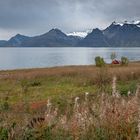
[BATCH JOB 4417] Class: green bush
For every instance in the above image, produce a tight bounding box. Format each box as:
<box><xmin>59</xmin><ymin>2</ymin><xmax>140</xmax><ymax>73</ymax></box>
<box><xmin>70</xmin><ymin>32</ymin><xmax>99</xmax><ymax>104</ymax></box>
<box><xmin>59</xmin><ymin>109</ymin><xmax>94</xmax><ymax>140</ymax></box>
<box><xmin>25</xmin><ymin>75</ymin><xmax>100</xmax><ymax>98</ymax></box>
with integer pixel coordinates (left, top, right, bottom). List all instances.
<box><xmin>2</xmin><ymin>102</ymin><xmax>9</xmax><ymax>111</ymax></box>
<box><xmin>0</xmin><ymin>127</ymin><xmax>8</xmax><ymax>140</ymax></box>
<box><xmin>118</xmin><ymin>85</ymin><xmax>129</xmax><ymax>96</ymax></box>
<box><xmin>30</xmin><ymin>80</ymin><xmax>41</xmax><ymax>87</ymax></box>
<box><xmin>95</xmin><ymin>56</ymin><xmax>105</xmax><ymax>67</ymax></box>
<box><xmin>118</xmin><ymin>82</ymin><xmax>137</xmax><ymax>96</ymax></box>
<box><xmin>121</xmin><ymin>56</ymin><xmax>129</xmax><ymax>65</ymax></box>
<box><xmin>129</xmin><ymin>82</ymin><xmax>137</xmax><ymax>93</ymax></box>
<box><xmin>0</xmin><ymin>101</ymin><xmax>9</xmax><ymax>111</ymax></box>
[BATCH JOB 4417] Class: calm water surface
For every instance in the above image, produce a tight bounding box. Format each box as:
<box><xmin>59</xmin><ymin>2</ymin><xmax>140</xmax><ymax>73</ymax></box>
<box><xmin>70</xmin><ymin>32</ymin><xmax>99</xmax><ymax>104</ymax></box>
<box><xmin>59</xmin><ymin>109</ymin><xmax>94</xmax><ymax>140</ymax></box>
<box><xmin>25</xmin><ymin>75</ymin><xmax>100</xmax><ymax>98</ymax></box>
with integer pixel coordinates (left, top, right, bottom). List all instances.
<box><xmin>0</xmin><ymin>47</ymin><xmax>140</xmax><ymax>70</ymax></box>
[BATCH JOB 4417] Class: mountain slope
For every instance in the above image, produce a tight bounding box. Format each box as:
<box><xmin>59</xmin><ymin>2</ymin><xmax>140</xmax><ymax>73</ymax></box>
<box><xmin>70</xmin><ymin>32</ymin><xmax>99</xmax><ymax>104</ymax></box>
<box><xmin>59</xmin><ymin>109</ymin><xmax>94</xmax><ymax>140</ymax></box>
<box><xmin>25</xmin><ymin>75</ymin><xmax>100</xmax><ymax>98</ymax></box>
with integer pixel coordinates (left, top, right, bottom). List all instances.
<box><xmin>1</xmin><ymin>20</ymin><xmax>140</xmax><ymax>47</ymax></box>
<box><xmin>21</xmin><ymin>29</ymin><xmax>80</xmax><ymax>47</ymax></box>
<box><xmin>103</xmin><ymin>22</ymin><xmax>140</xmax><ymax>47</ymax></box>
<box><xmin>0</xmin><ymin>40</ymin><xmax>7</xmax><ymax>47</ymax></box>
<box><xmin>6</xmin><ymin>34</ymin><xmax>30</xmax><ymax>47</ymax></box>
<box><xmin>78</xmin><ymin>28</ymin><xmax>110</xmax><ymax>47</ymax></box>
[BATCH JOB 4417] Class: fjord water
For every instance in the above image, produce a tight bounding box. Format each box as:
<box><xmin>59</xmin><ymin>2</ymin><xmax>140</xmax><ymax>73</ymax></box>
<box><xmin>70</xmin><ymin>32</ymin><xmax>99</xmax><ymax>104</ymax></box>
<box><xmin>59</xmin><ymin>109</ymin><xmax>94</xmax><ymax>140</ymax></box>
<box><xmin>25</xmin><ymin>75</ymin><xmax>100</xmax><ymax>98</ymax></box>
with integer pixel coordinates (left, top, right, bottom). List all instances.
<box><xmin>0</xmin><ymin>47</ymin><xmax>139</xmax><ymax>70</ymax></box>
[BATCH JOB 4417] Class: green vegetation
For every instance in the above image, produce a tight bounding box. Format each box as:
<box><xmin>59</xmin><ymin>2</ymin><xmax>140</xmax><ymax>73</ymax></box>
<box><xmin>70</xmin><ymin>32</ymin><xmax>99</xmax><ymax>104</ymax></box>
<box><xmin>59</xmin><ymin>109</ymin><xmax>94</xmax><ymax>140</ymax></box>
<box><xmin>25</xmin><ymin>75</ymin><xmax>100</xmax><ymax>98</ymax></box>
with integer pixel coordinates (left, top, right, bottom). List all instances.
<box><xmin>121</xmin><ymin>56</ymin><xmax>129</xmax><ymax>65</ymax></box>
<box><xmin>95</xmin><ymin>56</ymin><xmax>105</xmax><ymax>67</ymax></box>
<box><xmin>117</xmin><ymin>81</ymin><xmax>137</xmax><ymax>96</ymax></box>
<box><xmin>0</xmin><ymin>62</ymin><xmax>140</xmax><ymax>139</ymax></box>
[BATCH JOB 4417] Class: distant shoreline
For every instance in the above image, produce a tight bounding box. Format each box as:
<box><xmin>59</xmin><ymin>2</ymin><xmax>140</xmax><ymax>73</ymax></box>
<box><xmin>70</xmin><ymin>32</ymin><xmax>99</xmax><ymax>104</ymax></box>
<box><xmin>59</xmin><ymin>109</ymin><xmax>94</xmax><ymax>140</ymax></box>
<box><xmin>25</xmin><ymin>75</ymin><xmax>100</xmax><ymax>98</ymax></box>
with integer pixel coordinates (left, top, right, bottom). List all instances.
<box><xmin>0</xmin><ymin>60</ymin><xmax>139</xmax><ymax>72</ymax></box>
<box><xmin>1</xmin><ymin>46</ymin><xmax>140</xmax><ymax>48</ymax></box>
<box><xmin>0</xmin><ymin>61</ymin><xmax>139</xmax><ymax>79</ymax></box>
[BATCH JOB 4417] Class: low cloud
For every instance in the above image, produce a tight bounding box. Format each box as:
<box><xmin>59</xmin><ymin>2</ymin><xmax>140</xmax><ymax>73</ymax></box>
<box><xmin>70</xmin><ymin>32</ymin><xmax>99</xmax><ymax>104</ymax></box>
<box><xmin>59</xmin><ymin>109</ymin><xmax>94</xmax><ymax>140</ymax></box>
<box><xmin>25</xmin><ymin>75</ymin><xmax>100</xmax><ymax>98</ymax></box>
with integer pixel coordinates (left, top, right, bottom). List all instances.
<box><xmin>0</xmin><ymin>0</ymin><xmax>140</xmax><ymax>39</ymax></box>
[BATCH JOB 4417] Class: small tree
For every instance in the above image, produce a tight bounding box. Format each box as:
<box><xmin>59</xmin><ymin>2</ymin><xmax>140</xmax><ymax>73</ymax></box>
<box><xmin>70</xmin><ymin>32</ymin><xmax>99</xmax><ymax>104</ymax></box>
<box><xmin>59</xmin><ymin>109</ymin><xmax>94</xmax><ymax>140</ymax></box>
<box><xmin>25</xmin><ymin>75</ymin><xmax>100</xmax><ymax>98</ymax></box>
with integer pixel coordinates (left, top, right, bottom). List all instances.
<box><xmin>110</xmin><ymin>52</ymin><xmax>117</xmax><ymax>61</ymax></box>
<box><xmin>95</xmin><ymin>56</ymin><xmax>105</xmax><ymax>67</ymax></box>
<box><xmin>121</xmin><ymin>56</ymin><xmax>129</xmax><ymax>65</ymax></box>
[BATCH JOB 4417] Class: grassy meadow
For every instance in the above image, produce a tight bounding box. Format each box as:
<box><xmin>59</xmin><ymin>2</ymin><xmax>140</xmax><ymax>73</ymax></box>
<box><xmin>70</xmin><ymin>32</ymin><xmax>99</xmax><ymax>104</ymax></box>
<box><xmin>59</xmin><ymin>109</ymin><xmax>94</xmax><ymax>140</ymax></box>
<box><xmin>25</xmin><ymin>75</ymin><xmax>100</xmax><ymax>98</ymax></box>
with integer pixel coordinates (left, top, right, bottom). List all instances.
<box><xmin>0</xmin><ymin>62</ymin><xmax>140</xmax><ymax>139</ymax></box>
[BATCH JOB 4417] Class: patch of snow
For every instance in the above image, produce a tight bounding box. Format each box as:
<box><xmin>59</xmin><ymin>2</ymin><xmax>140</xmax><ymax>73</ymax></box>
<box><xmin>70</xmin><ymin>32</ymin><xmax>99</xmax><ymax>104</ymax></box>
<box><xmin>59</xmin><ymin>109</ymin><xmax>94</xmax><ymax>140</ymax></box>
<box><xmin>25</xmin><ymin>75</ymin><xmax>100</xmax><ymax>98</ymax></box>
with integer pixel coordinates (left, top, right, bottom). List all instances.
<box><xmin>67</xmin><ymin>29</ymin><xmax>92</xmax><ymax>38</ymax></box>
<box><xmin>113</xmin><ymin>20</ymin><xmax>140</xmax><ymax>26</ymax></box>
<box><xmin>133</xmin><ymin>20</ymin><xmax>140</xmax><ymax>25</ymax></box>
<box><xmin>67</xmin><ymin>32</ymin><xmax>87</xmax><ymax>38</ymax></box>
<box><xmin>112</xmin><ymin>21</ymin><xmax>124</xmax><ymax>26</ymax></box>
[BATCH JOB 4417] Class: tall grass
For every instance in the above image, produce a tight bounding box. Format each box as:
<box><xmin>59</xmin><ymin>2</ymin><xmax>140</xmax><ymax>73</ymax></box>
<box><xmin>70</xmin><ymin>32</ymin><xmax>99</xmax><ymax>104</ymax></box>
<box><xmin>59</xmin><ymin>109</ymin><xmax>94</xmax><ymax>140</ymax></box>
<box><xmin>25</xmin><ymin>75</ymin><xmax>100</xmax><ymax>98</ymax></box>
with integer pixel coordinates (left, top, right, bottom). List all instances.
<box><xmin>0</xmin><ymin>63</ymin><xmax>140</xmax><ymax>139</ymax></box>
<box><xmin>0</xmin><ymin>76</ymin><xmax>140</xmax><ymax>140</ymax></box>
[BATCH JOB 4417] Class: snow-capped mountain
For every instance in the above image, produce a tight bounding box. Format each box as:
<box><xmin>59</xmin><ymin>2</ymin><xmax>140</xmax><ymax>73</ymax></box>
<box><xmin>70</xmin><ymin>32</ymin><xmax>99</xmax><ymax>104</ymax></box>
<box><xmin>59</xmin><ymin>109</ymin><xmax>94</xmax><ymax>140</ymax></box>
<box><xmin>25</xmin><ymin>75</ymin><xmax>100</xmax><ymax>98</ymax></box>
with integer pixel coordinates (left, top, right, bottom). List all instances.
<box><xmin>1</xmin><ymin>20</ymin><xmax>140</xmax><ymax>47</ymax></box>
<box><xmin>78</xmin><ymin>20</ymin><xmax>140</xmax><ymax>47</ymax></box>
<box><xmin>67</xmin><ymin>29</ymin><xmax>92</xmax><ymax>38</ymax></box>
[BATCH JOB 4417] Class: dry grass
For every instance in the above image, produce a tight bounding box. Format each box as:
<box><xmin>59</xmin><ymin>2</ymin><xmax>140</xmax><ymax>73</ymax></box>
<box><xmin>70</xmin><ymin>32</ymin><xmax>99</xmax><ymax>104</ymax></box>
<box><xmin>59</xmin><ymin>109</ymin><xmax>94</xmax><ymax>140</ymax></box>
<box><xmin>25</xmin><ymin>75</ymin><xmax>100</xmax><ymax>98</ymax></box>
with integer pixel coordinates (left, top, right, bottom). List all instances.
<box><xmin>0</xmin><ymin>62</ymin><xmax>139</xmax><ymax>80</ymax></box>
<box><xmin>0</xmin><ymin>78</ymin><xmax>140</xmax><ymax>140</ymax></box>
<box><xmin>0</xmin><ymin>62</ymin><xmax>140</xmax><ymax>139</ymax></box>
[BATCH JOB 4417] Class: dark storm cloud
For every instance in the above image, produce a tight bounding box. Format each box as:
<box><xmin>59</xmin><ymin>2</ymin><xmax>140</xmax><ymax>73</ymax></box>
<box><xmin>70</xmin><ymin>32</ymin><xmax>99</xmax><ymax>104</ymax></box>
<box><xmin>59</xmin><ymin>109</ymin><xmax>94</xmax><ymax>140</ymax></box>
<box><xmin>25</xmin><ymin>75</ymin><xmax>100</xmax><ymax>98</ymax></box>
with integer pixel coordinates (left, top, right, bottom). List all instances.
<box><xmin>0</xmin><ymin>0</ymin><xmax>140</xmax><ymax>39</ymax></box>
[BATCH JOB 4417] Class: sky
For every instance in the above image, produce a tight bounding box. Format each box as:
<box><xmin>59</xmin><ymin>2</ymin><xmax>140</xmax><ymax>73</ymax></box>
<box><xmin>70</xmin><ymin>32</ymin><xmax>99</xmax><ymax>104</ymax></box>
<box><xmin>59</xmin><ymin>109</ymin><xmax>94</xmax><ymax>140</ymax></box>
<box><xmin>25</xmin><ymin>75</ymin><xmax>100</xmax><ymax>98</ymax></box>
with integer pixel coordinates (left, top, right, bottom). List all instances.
<box><xmin>0</xmin><ymin>0</ymin><xmax>140</xmax><ymax>40</ymax></box>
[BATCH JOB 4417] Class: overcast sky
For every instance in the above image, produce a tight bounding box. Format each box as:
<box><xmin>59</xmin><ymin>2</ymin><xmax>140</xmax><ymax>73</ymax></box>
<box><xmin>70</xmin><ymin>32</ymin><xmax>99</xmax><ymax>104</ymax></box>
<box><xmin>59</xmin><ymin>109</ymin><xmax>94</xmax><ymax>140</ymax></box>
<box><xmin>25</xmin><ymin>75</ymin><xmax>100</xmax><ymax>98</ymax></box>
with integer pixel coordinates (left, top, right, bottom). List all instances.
<box><xmin>0</xmin><ymin>0</ymin><xmax>140</xmax><ymax>40</ymax></box>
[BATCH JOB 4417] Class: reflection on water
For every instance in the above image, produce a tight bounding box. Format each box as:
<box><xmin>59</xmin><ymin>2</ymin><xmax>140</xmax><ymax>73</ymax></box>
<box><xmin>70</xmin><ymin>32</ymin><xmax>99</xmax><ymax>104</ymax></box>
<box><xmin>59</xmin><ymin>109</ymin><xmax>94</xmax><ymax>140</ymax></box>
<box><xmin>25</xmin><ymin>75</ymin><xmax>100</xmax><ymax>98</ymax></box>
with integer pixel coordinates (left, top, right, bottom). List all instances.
<box><xmin>0</xmin><ymin>47</ymin><xmax>139</xmax><ymax>70</ymax></box>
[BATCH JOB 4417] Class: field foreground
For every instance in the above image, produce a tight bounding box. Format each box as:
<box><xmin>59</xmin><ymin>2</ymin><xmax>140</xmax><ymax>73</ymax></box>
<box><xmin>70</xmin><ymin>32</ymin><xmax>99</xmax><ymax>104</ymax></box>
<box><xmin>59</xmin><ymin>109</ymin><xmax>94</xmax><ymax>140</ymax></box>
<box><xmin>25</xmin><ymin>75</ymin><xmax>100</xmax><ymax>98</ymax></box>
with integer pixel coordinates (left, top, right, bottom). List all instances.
<box><xmin>0</xmin><ymin>62</ymin><xmax>140</xmax><ymax>139</ymax></box>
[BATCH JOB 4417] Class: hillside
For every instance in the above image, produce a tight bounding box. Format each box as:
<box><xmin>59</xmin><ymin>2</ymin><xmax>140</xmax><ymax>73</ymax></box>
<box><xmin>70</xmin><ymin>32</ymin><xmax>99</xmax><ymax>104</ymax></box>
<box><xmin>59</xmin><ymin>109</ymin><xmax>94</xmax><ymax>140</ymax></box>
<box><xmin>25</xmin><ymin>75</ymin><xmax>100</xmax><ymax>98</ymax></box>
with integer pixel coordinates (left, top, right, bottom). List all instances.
<box><xmin>0</xmin><ymin>21</ymin><xmax>140</xmax><ymax>47</ymax></box>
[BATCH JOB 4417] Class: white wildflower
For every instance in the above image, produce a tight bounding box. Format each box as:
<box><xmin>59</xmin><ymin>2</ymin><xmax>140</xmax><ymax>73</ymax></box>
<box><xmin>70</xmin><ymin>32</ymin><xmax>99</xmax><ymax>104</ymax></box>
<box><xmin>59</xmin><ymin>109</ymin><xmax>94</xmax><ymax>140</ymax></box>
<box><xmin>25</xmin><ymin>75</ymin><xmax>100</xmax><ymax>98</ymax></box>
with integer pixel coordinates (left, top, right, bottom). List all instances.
<box><xmin>136</xmin><ymin>85</ymin><xmax>140</xmax><ymax>98</ymax></box>
<box><xmin>85</xmin><ymin>92</ymin><xmax>89</xmax><ymax>102</ymax></box>
<box><xmin>74</xmin><ymin>97</ymin><xmax>80</xmax><ymax>111</ymax></box>
<box><xmin>137</xmin><ymin>104</ymin><xmax>140</xmax><ymax>139</ymax></box>
<box><xmin>127</xmin><ymin>91</ymin><xmax>131</xmax><ymax>96</ymax></box>
<box><xmin>112</xmin><ymin>76</ymin><xmax>120</xmax><ymax>98</ymax></box>
<box><xmin>112</xmin><ymin>76</ymin><xmax>117</xmax><ymax>95</ymax></box>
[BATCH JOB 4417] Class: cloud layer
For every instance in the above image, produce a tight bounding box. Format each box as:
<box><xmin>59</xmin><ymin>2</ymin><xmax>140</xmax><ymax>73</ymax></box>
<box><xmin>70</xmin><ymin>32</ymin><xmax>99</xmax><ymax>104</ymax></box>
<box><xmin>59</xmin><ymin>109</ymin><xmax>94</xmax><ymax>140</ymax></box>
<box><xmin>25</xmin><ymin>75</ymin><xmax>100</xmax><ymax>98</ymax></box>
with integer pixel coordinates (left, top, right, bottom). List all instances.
<box><xmin>0</xmin><ymin>0</ymin><xmax>140</xmax><ymax>39</ymax></box>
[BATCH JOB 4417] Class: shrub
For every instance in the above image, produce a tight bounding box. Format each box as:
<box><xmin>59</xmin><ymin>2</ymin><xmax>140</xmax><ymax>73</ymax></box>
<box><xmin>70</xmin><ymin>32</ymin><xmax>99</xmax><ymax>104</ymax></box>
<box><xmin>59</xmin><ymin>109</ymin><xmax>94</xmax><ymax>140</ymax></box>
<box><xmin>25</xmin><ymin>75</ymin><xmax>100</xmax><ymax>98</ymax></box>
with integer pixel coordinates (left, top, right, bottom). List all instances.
<box><xmin>117</xmin><ymin>82</ymin><xmax>137</xmax><ymax>96</ymax></box>
<box><xmin>21</xmin><ymin>79</ymin><xmax>30</xmax><ymax>93</ymax></box>
<box><xmin>95</xmin><ymin>56</ymin><xmax>105</xmax><ymax>67</ymax></box>
<box><xmin>0</xmin><ymin>100</ymin><xmax>9</xmax><ymax>111</ymax></box>
<box><xmin>129</xmin><ymin>82</ymin><xmax>137</xmax><ymax>94</ymax></box>
<box><xmin>118</xmin><ymin>85</ymin><xmax>129</xmax><ymax>96</ymax></box>
<box><xmin>1</xmin><ymin>102</ymin><xmax>9</xmax><ymax>111</ymax></box>
<box><xmin>121</xmin><ymin>56</ymin><xmax>129</xmax><ymax>65</ymax></box>
<box><xmin>0</xmin><ymin>127</ymin><xmax>8</xmax><ymax>140</ymax></box>
<box><xmin>30</xmin><ymin>80</ymin><xmax>41</xmax><ymax>87</ymax></box>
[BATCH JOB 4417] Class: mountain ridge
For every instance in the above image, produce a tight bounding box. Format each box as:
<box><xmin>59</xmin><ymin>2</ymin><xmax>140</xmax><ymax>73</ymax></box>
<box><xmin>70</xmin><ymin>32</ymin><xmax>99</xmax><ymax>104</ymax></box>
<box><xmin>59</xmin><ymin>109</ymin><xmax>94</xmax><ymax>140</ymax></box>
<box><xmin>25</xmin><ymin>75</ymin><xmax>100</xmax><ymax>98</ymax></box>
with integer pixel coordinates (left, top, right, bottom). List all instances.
<box><xmin>0</xmin><ymin>20</ymin><xmax>140</xmax><ymax>47</ymax></box>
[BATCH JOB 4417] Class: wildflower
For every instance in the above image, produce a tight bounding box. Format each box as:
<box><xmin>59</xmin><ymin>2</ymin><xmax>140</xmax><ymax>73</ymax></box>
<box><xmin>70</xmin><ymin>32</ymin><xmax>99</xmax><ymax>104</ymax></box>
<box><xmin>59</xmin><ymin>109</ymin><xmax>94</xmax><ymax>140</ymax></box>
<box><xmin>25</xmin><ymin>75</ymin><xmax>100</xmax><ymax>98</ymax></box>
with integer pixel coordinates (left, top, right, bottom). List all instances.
<box><xmin>45</xmin><ymin>99</ymin><xmax>52</xmax><ymax>119</ymax></box>
<box><xmin>54</xmin><ymin>107</ymin><xmax>58</xmax><ymax>117</ymax></box>
<box><xmin>47</xmin><ymin>99</ymin><xmax>52</xmax><ymax>112</ymax></box>
<box><xmin>74</xmin><ymin>97</ymin><xmax>80</xmax><ymax>111</ymax></box>
<box><xmin>127</xmin><ymin>91</ymin><xmax>131</xmax><ymax>96</ymax></box>
<box><xmin>85</xmin><ymin>92</ymin><xmax>89</xmax><ymax>102</ymax></box>
<box><xmin>112</xmin><ymin>76</ymin><xmax>120</xmax><ymax>98</ymax></box>
<box><xmin>136</xmin><ymin>85</ymin><xmax>140</xmax><ymax>99</ymax></box>
<box><xmin>85</xmin><ymin>92</ymin><xmax>89</xmax><ymax>96</ymax></box>
<box><xmin>137</xmin><ymin>105</ymin><xmax>140</xmax><ymax>139</ymax></box>
<box><xmin>47</xmin><ymin>99</ymin><xmax>51</xmax><ymax>107</ymax></box>
<box><xmin>112</xmin><ymin>76</ymin><xmax>117</xmax><ymax>95</ymax></box>
<box><xmin>60</xmin><ymin>115</ymin><xmax>67</xmax><ymax>127</ymax></box>
<box><xmin>75</xmin><ymin>97</ymin><xmax>79</xmax><ymax>101</ymax></box>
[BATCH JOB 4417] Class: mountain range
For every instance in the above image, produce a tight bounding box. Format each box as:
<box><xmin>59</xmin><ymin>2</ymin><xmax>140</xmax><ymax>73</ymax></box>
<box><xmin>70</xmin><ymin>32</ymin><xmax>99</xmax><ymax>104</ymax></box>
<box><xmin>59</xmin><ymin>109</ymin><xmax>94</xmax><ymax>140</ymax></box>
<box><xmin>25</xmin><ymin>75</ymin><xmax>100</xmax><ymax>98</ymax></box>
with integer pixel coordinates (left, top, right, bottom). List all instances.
<box><xmin>0</xmin><ymin>20</ymin><xmax>140</xmax><ymax>47</ymax></box>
